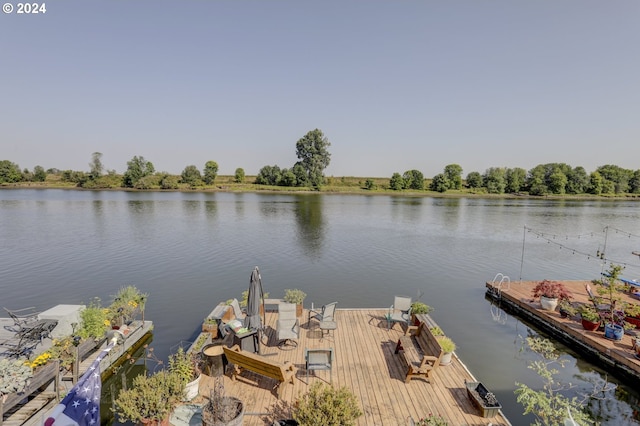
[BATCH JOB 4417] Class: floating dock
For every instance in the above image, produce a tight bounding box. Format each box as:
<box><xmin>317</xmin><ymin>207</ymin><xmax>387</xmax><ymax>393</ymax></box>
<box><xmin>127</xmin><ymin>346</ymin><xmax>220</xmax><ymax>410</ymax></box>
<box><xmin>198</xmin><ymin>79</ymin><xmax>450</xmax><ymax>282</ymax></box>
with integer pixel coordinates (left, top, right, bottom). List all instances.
<box><xmin>0</xmin><ymin>308</ymin><xmax>153</xmax><ymax>426</ymax></box>
<box><xmin>181</xmin><ymin>308</ymin><xmax>511</xmax><ymax>426</ymax></box>
<box><xmin>486</xmin><ymin>279</ymin><xmax>640</xmax><ymax>385</ymax></box>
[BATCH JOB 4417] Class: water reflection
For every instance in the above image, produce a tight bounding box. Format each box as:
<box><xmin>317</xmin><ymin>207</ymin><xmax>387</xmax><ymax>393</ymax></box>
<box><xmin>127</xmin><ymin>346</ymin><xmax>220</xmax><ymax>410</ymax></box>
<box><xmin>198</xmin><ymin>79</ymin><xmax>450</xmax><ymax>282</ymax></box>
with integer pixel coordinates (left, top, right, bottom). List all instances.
<box><xmin>293</xmin><ymin>195</ymin><xmax>325</xmax><ymax>257</ymax></box>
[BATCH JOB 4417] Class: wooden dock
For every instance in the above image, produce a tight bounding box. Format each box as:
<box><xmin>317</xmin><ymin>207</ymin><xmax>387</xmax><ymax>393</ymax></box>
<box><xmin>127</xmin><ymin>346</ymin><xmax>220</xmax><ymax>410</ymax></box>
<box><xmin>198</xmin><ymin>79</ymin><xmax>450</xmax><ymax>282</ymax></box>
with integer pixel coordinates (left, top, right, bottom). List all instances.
<box><xmin>189</xmin><ymin>309</ymin><xmax>510</xmax><ymax>426</ymax></box>
<box><xmin>486</xmin><ymin>279</ymin><xmax>640</xmax><ymax>385</ymax></box>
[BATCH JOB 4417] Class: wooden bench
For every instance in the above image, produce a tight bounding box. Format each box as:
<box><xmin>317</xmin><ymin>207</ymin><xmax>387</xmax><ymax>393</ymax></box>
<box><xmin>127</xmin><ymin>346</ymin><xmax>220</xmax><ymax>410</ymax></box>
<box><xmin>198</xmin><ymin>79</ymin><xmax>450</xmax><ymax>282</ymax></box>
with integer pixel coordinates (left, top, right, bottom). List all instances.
<box><xmin>394</xmin><ymin>322</ymin><xmax>443</xmax><ymax>383</ymax></box>
<box><xmin>223</xmin><ymin>345</ymin><xmax>297</xmax><ymax>397</ymax></box>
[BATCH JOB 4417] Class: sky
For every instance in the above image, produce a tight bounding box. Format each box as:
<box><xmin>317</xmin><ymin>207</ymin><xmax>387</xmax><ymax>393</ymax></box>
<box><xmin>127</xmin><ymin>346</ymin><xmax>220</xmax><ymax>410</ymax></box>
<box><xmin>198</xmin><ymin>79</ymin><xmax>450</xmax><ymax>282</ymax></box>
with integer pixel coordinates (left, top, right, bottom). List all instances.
<box><xmin>1</xmin><ymin>1</ymin><xmax>639</xmax><ymax>178</ymax></box>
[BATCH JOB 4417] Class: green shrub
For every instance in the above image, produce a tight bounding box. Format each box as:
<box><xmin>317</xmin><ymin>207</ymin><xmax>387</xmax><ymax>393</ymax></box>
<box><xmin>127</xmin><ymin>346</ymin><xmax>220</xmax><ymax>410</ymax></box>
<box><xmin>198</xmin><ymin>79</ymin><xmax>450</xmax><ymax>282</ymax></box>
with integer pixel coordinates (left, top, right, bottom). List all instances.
<box><xmin>438</xmin><ymin>336</ymin><xmax>456</xmax><ymax>353</ymax></box>
<box><xmin>283</xmin><ymin>289</ymin><xmax>306</xmax><ymax>305</ymax></box>
<box><xmin>114</xmin><ymin>371</ymin><xmax>184</xmax><ymax>423</ymax></box>
<box><xmin>410</xmin><ymin>301</ymin><xmax>432</xmax><ymax>315</ymax></box>
<box><xmin>292</xmin><ymin>382</ymin><xmax>362</xmax><ymax>426</ymax></box>
<box><xmin>78</xmin><ymin>298</ymin><xmax>110</xmax><ymax>340</ymax></box>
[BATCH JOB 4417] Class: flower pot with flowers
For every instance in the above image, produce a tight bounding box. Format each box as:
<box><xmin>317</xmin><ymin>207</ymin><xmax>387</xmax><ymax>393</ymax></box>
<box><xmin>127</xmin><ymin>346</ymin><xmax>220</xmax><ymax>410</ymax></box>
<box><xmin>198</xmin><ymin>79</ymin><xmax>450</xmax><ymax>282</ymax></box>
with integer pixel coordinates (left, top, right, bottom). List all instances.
<box><xmin>531</xmin><ymin>280</ymin><xmax>571</xmax><ymax>311</ymax></box>
<box><xmin>109</xmin><ymin>285</ymin><xmax>148</xmax><ymax>327</ymax></box>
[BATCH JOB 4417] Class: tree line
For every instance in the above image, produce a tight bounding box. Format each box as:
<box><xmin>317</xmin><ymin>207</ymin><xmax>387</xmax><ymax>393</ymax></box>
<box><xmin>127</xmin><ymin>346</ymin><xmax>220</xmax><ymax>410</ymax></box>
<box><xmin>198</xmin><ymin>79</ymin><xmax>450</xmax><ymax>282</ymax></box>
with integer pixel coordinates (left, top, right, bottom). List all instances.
<box><xmin>1</xmin><ymin>128</ymin><xmax>639</xmax><ymax>195</ymax></box>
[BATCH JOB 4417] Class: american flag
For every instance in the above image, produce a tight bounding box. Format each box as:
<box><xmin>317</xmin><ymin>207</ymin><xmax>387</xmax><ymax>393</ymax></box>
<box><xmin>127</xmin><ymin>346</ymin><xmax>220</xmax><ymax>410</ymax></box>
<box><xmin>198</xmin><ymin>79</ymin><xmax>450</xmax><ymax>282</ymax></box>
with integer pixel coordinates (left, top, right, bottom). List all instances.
<box><xmin>44</xmin><ymin>342</ymin><xmax>115</xmax><ymax>426</ymax></box>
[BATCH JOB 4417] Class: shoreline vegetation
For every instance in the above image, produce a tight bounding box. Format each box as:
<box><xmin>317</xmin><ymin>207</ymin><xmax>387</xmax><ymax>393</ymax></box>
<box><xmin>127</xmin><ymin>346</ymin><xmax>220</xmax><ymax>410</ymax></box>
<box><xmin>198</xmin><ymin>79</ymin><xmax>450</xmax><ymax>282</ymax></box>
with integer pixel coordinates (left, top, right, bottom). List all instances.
<box><xmin>2</xmin><ymin>175</ymin><xmax>640</xmax><ymax>200</ymax></box>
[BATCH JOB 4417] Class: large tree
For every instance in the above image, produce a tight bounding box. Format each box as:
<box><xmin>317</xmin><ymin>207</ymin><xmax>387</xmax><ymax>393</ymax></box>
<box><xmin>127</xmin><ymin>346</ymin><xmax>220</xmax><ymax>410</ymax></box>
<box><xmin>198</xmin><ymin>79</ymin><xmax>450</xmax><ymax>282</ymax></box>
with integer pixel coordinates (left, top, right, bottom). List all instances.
<box><xmin>295</xmin><ymin>129</ymin><xmax>331</xmax><ymax>189</ymax></box>
<box><xmin>403</xmin><ymin>169</ymin><xmax>424</xmax><ymax>190</ymax></box>
<box><xmin>33</xmin><ymin>165</ymin><xmax>47</xmax><ymax>182</ymax></box>
<box><xmin>0</xmin><ymin>160</ymin><xmax>22</xmax><ymax>183</ymax></box>
<box><xmin>203</xmin><ymin>161</ymin><xmax>218</xmax><ymax>185</ymax></box>
<box><xmin>89</xmin><ymin>152</ymin><xmax>104</xmax><ymax>180</ymax></box>
<box><xmin>181</xmin><ymin>165</ymin><xmax>202</xmax><ymax>186</ymax></box>
<box><xmin>443</xmin><ymin>164</ymin><xmax>463</xmax><ymax>190</ymax></box>
<box><xmin>123</xmin><ymin>156</ymin><xmax>155</xmax><ymax>188</ymax></box>
<box><xmin>389</xmin><ymin>173</ymin><xmax>404</xmax><ymax>190</ymax></box>
<box><xmin>234</xmin><ymin>168</ymin><xmax>245</xmax><ymax>183</ymax></box>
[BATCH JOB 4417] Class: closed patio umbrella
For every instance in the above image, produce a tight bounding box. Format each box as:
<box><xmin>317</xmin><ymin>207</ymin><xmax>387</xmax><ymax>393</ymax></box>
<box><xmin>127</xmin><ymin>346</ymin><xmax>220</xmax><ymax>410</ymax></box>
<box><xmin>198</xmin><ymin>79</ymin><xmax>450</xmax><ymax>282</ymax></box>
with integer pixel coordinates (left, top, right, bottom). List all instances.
<box><xmin>244</xmin><ymin>266</ymin><xmax>265</xmax><ymax>333</ymax></box>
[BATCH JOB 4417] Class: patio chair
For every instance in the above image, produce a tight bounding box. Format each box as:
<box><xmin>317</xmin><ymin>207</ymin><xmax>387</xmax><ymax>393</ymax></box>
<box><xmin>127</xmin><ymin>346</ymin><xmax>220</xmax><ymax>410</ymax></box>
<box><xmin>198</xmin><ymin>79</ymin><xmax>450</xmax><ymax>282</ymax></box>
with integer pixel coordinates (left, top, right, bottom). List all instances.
<box><xmin>229</xmin><ymin>298</ymin><xmax>245</xmax><ymax>321</ymax></box>
<box><xmin>305</xmin><ymin>347</ymin><xmax>334</xmax><ymax>383</ymax></box>
<box><xmin>277</xmin><ymin>302</ymin><xmax>300</xmax><ymax>349</ymax></box>
<box><xmin>3</xmin><ymin>306</ymin><xmax>40</xmax><ymax>332</ymax></box>
<box><xmin>308</xmin><ymin>302</ymin><xmax>337</xmax><ymax>325</ymax></box>
<box><xmin>387</xmin><ymin>296</ymin><xmax>412</xmax><ymax>331</ymax></box>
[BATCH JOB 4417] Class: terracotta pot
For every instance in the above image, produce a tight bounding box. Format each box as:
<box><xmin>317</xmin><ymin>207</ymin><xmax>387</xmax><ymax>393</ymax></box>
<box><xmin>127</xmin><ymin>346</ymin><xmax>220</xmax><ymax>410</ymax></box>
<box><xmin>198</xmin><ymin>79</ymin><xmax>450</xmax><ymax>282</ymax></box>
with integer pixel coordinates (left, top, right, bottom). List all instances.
<box><xmin>296</xmin><ymin>303</ymin><xmax>303</xmax><ymax>317</ymax></box>
<box><xmin>581</xmin><ymin>318</ymin><xmax>600</xmax><ymax>331</ymax></box>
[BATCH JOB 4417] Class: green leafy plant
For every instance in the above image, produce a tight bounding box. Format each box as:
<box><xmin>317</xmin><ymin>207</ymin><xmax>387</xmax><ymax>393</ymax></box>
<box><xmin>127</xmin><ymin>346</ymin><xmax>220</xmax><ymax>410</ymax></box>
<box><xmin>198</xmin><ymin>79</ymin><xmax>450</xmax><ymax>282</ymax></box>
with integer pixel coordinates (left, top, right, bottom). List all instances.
<box><xmin>438</xmin><ymin>336</ymin><xmax>456</xmax><ymax>353</ymax></box>
<box><xmin>557</xmin><ymin>300</ymin><xmax>577</xmax><ymax>317</ymax></box>
<box><xmin>113</xmin><ymin>371</ymin><xmax>184</xmax><ymax>423</ymax></box>
<box><xmin>78</xmin><ymin>298</ymin><xmax>110</xmax><ymax>340</ymax></box>
<box><xmin>592</xmin><ymin>264</ymin><xmax>628</xmax><ymax>328</ymax></box>
<box><xmin>292</xmin><ymin>382</ymin><xmax>363</xmax><ymax>426</ymax></box>
<box><xmin>110</xmin><ymin>285</ymin><xmax>148</xmax><ymax>324</ymax></box>
<box><xmin>578</xmin><ymin>304</ymin><xmax>600</xmax><ymax>323</ymax></box>
<box><xmin>515</xmin><ymin>336</ymin><xmax>595</xmax><ymax>426</ymax></box>
<box><xmin>429</xmin><ymin>326</ymin><xmax>444</xmax><ymax>336</ymax></box>
<box><xmin>410</xmin><ymin>301</ymin><xmax>433</xmax><ymax>315</ymax></box>
<box><xmin>48</xmin><ymin>336</ymin><xmax>78</xmax><ymax>369</ymax></box>
<box><xmin>284</xmin><ymin>289</ymin><xmax>307</xmax><ymax>305</ymax></box>
<box><xmin>0</xmin><ymin>358</ymin><xmax>33</xmax><ymax>398</ymax></box>
<box><xmin>169</xmin><ymin>347</ymin><xmax>203</xmax><ymax>384</ymax></box>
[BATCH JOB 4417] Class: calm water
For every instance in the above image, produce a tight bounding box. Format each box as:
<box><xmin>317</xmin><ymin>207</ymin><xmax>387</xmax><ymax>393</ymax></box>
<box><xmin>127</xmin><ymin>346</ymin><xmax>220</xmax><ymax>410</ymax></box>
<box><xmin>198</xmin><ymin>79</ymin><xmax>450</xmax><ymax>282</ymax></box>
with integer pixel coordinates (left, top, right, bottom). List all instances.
<box><xmin>2</xmin><ymin>189</ymin><xmax>640</xmax><ymax>424</ymax></box>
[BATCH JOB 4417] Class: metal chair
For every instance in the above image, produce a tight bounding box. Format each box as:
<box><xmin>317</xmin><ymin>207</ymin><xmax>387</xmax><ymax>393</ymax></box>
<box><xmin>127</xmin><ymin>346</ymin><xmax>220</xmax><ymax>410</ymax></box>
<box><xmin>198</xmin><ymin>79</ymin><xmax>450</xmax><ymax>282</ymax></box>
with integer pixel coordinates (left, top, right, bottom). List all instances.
<box><xmin>277</xmin><ymin>302</ymin><xmax>300</xmax><ymax>349</ymax></box>
<box><xmin>386</xmin><ymin>296</ymin><xmax>412</xmax><ymax>331</ymax></box>
<box><xmin>305</xmin><ymin>347</ymin><xmax>333</xmax><ymax>383</ymax></box>
<box><xmin>308</xmin><ymin>302</ymin><xmax>337</xmax><ymax>325</ymax></box>
<box><xmin>3</xmin><ymin>306</ymin><xmax>40</xmax><ymax>332</ymax></box>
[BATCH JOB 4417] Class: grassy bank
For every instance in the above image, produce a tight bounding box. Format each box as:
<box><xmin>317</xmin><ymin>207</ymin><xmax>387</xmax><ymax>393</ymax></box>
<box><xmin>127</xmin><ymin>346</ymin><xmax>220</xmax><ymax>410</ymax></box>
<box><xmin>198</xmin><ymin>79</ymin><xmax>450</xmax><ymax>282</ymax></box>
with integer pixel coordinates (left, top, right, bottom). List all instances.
<box><xmin>2</xmin><ymin>175</ymin><xmax>640</xmax><ymax>200</ymax></box>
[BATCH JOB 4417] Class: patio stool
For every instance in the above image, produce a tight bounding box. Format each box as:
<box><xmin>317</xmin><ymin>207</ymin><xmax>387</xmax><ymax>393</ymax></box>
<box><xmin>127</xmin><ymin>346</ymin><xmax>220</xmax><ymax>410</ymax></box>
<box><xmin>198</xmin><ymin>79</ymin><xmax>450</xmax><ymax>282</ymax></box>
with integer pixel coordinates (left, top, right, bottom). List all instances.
<box><xmin>318</xmin><ymin>321</ymin><xmax>336</xmax><ymax>341</ymax></box>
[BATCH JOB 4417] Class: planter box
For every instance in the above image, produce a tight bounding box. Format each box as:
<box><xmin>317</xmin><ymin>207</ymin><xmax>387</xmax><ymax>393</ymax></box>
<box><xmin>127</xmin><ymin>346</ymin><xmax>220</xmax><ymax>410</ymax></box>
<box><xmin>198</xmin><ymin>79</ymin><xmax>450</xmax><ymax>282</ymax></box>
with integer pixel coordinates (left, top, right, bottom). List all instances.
<box><xmin>465</xmin><ymin>381</ymin><xmax>501</xmax><ymax>418</ymax></box>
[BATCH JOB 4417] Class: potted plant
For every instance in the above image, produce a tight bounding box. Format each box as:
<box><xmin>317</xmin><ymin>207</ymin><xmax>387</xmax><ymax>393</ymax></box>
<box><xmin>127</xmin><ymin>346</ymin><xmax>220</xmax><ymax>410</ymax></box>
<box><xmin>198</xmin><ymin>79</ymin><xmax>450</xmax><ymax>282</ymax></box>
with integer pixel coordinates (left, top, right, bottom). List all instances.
<box><xmin>531</xmin><ymin>279</ymin><xmax>571</xmax><ymax>311</ymax></box>
<box><xmin>578</xmin><ymin>304</ymin><xmax>601</xmax><ymax>331</ymax></box>
<box><xmin>202</xmin><ymin>317</ymin><xmax>219</xmax><ymax>338</ymax></box>
<box><xmin>114</xmin><ymin>370</ymin><xmax>184</xmax><ymax>425</ymax></box>
<box><xmin>429</xmin><ymin>326</ymin><xmax>444</xmax><ymax>337</ymax></box>
<box><xmin>593</xmin><ymin>264</ymin><xmax>628</xmax><ymax>340</ymax></box>
<box><xmin>466</xmin><ymin>381</ymin><xmax>502</xmax><ymax>418</ymax></box>
<box><xmin>169</xmin><ymin>347</ymin><xmax>205</xmax><ymax>401</ymax></box>
<box><xmin>202</xmin><ymin>376</ymin><xmax>244</xmax><ymax>426</ymax></box>
<box><xmin>624</xmin><ymin>303</ymin><xmax>640</xmax><ymax>329</ymax></box>
<box><xmin>110</xmin><ymin>285</ymin><xmax>148</xmax><ymax>326</ymax></box>
<box><xmin>284</xmin><ymin>289</ymin><xmax>307</xmax><ymax>317</ymax></box>
<box><xmin>0</xmin><ymin>358</ymin><xmax>33</xmax><ymax>404</ymax></box>
<box><xmin>557</xmin><ymin>300</ymin><xmax>577</xmax><ymax>319</ymax></box>
<box><xmin>410</xmin><ymin>301</ymin><xmax>433</xmax><ymax>325</ymax></box>
<box><xmin>78</xmin><ymin>298</ymin><xmax>111</xmax><ymax>341</ymax></box>
<box><xmin>437</xmin><ymin>336</ymin><xmax>456</xmax><ymax>366</ymax></box>
<box><xmin>291</xmin><ymin>382</ymin><xmax>363</xmax><ymax>426</ymax></box>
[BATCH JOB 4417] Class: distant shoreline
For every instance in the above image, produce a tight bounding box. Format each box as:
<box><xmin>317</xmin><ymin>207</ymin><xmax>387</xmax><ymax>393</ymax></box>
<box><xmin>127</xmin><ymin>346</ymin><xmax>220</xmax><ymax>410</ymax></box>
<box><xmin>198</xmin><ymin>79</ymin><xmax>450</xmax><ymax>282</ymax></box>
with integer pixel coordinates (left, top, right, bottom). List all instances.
<box><xmin>2</xmin><ymin>181</ymin><xmax>639</xmax><ymax>201</ymax></box>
